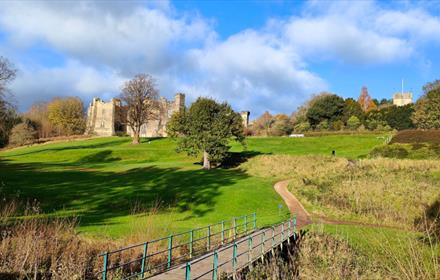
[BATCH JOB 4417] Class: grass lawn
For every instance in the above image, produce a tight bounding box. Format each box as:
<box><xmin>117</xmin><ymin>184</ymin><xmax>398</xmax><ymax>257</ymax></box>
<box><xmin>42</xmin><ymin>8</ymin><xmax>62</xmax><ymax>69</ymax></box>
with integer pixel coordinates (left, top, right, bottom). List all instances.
<box><xmin>0</xmin><ymin>135</ymin><xmax>385</xmax><ymax>239</ymax></box>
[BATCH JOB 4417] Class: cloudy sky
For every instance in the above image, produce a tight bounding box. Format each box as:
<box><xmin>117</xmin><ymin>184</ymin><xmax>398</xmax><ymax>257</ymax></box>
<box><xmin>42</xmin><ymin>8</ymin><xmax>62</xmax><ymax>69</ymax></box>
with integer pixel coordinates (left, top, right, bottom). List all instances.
<box><xmin>1</xmin><ymin>0</ymin><xmax>440</xmax><ymax>116</ymax></box>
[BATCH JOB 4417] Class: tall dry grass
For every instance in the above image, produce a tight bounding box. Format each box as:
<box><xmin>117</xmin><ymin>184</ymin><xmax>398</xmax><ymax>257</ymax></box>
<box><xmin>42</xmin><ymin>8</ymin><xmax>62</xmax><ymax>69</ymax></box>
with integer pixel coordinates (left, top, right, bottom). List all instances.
<box><xmin>0</xmin><ymin>199</ymin><xmax>172</xmax><ymax>279</ymax></box>
<box><xmin>242</xmin><ymin>155</ymin><xmax>440</xmax><ymax>229</ymax></box>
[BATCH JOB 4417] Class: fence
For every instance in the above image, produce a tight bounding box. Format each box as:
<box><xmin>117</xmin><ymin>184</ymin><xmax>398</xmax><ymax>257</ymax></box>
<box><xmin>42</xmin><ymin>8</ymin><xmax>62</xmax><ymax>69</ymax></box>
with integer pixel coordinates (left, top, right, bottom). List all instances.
<box><xmin>99</xmin><ymin>213</ymin><xmax>257</xmax><ymax>279</ymax></box>
<box><xmin>184</xmin><ymin>216</ymin><xmax>296</xmax><ymax>280</ymax></box>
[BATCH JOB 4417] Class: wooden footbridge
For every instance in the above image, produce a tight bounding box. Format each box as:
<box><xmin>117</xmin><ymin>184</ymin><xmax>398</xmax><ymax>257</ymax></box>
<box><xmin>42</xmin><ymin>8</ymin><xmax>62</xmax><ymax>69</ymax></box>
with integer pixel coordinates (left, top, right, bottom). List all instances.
<box><xmin>98</xmin><ymin>213</ymin><xmax>298</xmax><ymax>280</ymax></box>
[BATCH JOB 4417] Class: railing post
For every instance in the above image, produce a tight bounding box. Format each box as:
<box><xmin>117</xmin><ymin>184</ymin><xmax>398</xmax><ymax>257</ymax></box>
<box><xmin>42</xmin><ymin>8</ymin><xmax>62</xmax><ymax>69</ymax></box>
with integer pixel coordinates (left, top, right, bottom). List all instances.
<box><xmin>248</xmin><ymin>236</ymin><xmax>253</xmax><ymax>266</ymax></box>
<box><xmin>233</xmin><ymin>217</ymin><xmax>237</xmax><ymax>240</ymax></box>
<box><xmin>167</xmin><ymin>235</ymin><xmax>173</xmax><ymax>269</ymax></box>
<box><xmin>253</xmin><ymin>212</ymin><xmax>257</xmax><ymax>230</ymax></box>
<box><xmin>102</xmin><ymin>252</ymin><xmax>108</xmax><ymax>280</ymax></box>
<box><xmin>207</xmin><ymin>225</ymin><xmax>211</xmax><ymax>251</ymax></box>
<box><xmin>189</xmin><ymin>229</ymin><xmax>194</xmax><ymax>258</ymax></box>
<box><xmin>141</xmin><ymin>242</ymin><xmax>148</xmax><ymax>278</ymax></box>
<box><xmin>221</xmin><ymin>221</ymin><xmax>225</xmax><ymax>244</ymax></box>
<box><xmin>232</xmin><ymin>242</ymin><xmax>238</xmax><ymax>272</ymax></box>
<box><xmin>281</xmin><ymin>223</ymin><xmax>284</xmax><ymax>250</ymax></box>
<box><xmin>212</xmin><ymin>250</ymin><xmax>218</xmax><ymax>280</ymax></box>
<box><xmin>271</xmin><ymin>226</ymin><xmax>275</xmax><ymax>255</ymax></box>
<box><xmin>185</xmin><ymin>262</ymin><xmax>191</xmax><ymax>280</ymax></box>
<box><xmin>244</xmin><ymin>215</ymin><xmax>248</xmax><ymax>234</ymax></box>
<box><xmin>261</xmin><ymin>230</ymin><xmax>265</xmax><ymax>260</ymax></box>
<box><xmin>294</xmin><ymin>214</ymin><xmax>297</xmax><ymax>233</ymax></box>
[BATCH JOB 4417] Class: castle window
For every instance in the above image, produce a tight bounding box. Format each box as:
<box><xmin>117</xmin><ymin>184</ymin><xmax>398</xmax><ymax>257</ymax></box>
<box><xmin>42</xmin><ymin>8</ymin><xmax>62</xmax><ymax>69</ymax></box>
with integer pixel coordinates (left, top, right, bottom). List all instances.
<box><xmin>101</xmin><ymin>121</ymin><xmax>105</xmax><ymax>128</ymax></box>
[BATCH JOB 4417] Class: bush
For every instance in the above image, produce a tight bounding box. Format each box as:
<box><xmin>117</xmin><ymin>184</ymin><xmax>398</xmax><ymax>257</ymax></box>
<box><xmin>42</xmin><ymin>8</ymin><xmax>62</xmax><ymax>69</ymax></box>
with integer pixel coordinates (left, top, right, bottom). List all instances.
<box><xmin>8</xmin><ymin>121</ymin><xmax>37</xmax><ymax>147</ymax></box>
<box><xmin>390</xmin><ymin>130</ymin><xmax>440</xmax><ymax>144</ymax></box>
<box><xmin>294</xmin><ymin>122</ymin><xmax>311</xmax><ymax>133</ymax></box>
<box><xmin>369</xmin><ymin>144</ymin><xmax>409</xmax><ymax>158</ymax></box>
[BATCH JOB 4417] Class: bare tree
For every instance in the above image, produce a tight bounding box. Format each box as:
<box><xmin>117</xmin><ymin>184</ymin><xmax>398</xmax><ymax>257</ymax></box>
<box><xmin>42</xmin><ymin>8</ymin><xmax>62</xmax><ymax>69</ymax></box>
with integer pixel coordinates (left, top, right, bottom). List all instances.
<box><xmin>120</xmin><ymin>74</ymin><xmax>159</xmax><ymax>144</ymax></box>
<box><xmin>0</xmin><ymin>56</ymin><xmax>16</xmax><ymax>98</ymax></box>
<box><xmin>0</xmin><ymin>56</ymin><xmax>17</xmax><ymax>147</ymax></box>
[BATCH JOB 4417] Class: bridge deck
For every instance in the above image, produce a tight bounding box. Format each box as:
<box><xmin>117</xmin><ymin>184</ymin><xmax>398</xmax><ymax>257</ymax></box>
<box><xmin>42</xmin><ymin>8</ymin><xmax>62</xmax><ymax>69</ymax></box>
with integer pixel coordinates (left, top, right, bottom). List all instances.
<box><xmin>149</xmin><ymin>223</ymin><xmax>291</xmax><ymax>280</ymax></box>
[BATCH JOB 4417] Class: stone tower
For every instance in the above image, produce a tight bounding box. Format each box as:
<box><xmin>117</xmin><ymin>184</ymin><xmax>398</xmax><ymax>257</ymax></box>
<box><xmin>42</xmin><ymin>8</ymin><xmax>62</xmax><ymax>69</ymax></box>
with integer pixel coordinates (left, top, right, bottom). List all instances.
<box><xmin>393</xmin><ymin>92</ymin><xmax>412</xmax><ymax>106</ymax></box>
<box><xmin>240</xmin><ymin>111</ymin><xmax>250</xmax><ymax>128</ymax></box>
<box><xmin>85</xmin><ymin>98</ymin><xmax>123</xmax><ymax>136</ymax></box>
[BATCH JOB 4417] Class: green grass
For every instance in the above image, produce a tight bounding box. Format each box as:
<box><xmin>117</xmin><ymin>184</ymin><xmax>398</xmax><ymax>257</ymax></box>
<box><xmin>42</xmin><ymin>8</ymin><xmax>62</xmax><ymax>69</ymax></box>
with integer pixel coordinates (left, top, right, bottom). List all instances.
<box><xmin>0</xmin><ymin>134</ymin><xmax>385</xmax><ymax>239</ymax></box>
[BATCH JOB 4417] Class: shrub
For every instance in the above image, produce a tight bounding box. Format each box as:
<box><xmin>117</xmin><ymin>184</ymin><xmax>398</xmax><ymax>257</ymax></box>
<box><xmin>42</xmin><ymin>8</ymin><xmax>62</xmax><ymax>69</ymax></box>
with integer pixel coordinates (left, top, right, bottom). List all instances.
<box><xmin>369</xmin><ymin>144</ymin><xmax>409</xmax><ymax>158</ymax></box>
<box><xmin>294</xmin><ymin>122</ymin><xmax>310</xmax><ymax>133</ymax></box>
<box><xmin>8</xmin><ymin>121</ymin><xmax>38</xmax><ymax>147</ymax></box>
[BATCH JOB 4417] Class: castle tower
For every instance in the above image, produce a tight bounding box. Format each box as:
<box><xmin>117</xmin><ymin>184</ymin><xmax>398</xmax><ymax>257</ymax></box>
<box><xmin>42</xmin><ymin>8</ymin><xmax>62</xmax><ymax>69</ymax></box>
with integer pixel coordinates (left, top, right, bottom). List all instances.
<box><xmin>393</xmin><ymin>92</ymin><xmax>412</xmax><ymax>106</ymax></box>
<box><xmin>240</xmin><ymin>111</ymin><xmax>250</xmax><ymax>128</ymax></box>
<box><xmin>173</xmin><ymin>93</ymin><xmax>185</xmax><ymax>113</ymax></box>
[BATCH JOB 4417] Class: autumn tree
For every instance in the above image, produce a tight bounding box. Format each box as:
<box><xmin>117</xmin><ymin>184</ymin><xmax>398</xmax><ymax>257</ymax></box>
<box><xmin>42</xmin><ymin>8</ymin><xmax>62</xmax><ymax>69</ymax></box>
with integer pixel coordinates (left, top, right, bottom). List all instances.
<box><xmin>253</xmin><ymin>111</ymin><xmax>274</xmax><ymax>136</ymax></box>
<box><xmin>412</xmin><ymin>87</ymin><xmax>440</xmax><ymax>129</ymax></box>
<box><xmin>24</xmin><ymin>102</ymin><xmax>54</xmax><ymax>138</ymax></box>
<box><xmin>357</xmin><ymin>86</ymin><xmax>377</xmax><ymax>112</ymax></box>
<box><xmin>47</xmin><ymin>97</ymin><xmax>86</xmax><ymax>135</ymax></box>
<box><xmin>0</xmin><ymin>56</ymin><xmax>18</xmax><ymax>147</ymax></box>
<box><xmin>342</xmin><ymin>98</ymin><xmax>364</xmax><ymax>124</ymax></box>
<box><xmin>167</xmin><ymin>97</ymin><xmax>244</xmax><ymax>170</ymax></box>
<box><xmin>9</xmin><ymin>120</ymin><xmax>38</xmax><ymax>146</ymax></box>
<box><xmin>120</xmin><ymin>74</ymin><xmax>159</xmax><ymax>144</ymax></box>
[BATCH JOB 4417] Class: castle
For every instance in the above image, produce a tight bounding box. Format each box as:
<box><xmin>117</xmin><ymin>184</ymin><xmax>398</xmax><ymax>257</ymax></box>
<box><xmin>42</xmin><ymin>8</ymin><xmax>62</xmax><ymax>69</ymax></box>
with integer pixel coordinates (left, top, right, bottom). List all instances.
<box><xmin>85</xmin><ymin>93</ymin><xmax>185</xmax><ymax>137</ymax></box>
<box><xmin>392</xmin><ymin>92</ymin><xmax>412</xmax><ymax>106</ymax></box>
<box><xmin>86</xmin><ymin>94</ymin><xmax>250</xmax><ymax>137</ymax></box>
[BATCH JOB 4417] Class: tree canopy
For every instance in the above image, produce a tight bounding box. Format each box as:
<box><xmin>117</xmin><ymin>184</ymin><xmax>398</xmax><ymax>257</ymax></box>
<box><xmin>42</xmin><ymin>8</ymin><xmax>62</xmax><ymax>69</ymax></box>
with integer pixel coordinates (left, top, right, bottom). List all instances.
<box><xmin>412</xmin><ymin>88</ymin><xmax>440</xmax><ymax>129</ymax></box>
<box><xmin>167</xmin><ymin>97</ymin><xmax>245</xmax><ymax>169</ymax></box>
<box><xmin>47</xmin><ymin>97</ymin><xmax>86</xmax><ymax>135</ymax></box>
<box><xmin>306</xmin><ymin>94</ymin><xmax>345</xmax><ymax>127</ymax></box>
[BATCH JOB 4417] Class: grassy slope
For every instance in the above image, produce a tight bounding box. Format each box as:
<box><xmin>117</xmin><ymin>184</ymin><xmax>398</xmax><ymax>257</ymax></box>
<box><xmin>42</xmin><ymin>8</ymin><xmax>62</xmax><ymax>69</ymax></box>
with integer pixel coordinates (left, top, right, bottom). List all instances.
<box><xmin>0</xmin><ymin>135</ymin><xmax>384</xmax><ymax>239</ymax></box>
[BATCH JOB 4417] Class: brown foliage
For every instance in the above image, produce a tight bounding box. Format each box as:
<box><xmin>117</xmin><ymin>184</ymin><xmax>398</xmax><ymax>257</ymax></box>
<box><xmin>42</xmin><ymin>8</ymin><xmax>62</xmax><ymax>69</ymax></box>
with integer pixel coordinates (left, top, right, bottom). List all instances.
<box><xmin>390</xmin><ymin>129</ymin><xmax>440</xmax><ymax>144</ymax></box>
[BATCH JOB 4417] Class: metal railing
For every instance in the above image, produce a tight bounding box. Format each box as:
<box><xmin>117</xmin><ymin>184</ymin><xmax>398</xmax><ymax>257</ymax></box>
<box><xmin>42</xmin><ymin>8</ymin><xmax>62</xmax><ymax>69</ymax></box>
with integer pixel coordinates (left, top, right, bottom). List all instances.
<box><xmin>99</xmin><ymin>213</ymin><xmax>257</xmax><ymax>279</ymax></box>
<box><xmin>184</xmin><ymin>215</ymin><xmax>297</xmax><ymax>280</ymax></box>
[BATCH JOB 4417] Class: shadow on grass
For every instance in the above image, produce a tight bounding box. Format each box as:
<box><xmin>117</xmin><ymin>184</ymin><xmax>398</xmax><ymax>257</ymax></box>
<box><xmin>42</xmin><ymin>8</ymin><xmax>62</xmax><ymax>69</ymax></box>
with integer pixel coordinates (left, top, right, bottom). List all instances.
<box><xmin>0</xmin><ymin>156</ymin><xmax>249</xmax><ymax>228</ymax></box>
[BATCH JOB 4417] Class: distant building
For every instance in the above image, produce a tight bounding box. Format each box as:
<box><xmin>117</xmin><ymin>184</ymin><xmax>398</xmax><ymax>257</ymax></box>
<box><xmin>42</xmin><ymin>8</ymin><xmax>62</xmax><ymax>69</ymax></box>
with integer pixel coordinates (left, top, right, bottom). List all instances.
<box><xmin>393</xmin><ymin>92</ymin><xmax>412</xmax><ymax>106</ymax></box>
<box><xmin>240</xmin><ymin>111</ymin><xmax>250</xmax><ymax>128</ymax></box>
<box><xmin>86</xmin><ymin>93</ymin><xmax>185</xmax><ymax>137</ymax></box>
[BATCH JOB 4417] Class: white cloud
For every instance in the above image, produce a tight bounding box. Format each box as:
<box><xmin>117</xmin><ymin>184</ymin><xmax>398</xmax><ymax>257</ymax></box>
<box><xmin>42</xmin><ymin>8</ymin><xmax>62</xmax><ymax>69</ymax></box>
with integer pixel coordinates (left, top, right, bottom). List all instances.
<box><xmin>1</xmin><ymin>0</ymin><xmax>440</xmax><ymax>115</ymax></box>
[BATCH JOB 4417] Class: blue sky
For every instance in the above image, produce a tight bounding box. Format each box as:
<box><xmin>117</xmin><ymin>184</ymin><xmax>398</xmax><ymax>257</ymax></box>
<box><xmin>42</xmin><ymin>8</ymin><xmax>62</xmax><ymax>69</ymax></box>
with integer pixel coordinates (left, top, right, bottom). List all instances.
<box><xmin>1</xmin><ymin>0</ymin><xmax>440</xmax><ymax>117</ymax></box>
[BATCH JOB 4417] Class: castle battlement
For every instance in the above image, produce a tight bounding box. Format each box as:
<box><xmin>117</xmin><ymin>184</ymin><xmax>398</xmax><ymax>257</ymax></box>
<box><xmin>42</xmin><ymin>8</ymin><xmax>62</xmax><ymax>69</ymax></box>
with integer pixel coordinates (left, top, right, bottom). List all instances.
<box><xmin>393</xmin><ymin>92</ymin><xmax>412</xmax><ymax>107</ymax></box>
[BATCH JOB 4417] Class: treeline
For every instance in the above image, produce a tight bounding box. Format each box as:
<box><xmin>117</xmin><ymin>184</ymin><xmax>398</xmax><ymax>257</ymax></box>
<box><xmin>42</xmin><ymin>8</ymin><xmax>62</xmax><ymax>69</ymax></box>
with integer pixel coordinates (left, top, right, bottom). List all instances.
<box><xmin>248</xmin><ymin>80</ymin><xmax>440</xmax><ymax>136</ymax></box>
<box><xmin>0</xmin><ymin>56</ymin><xmax>86</xmax><ymax>148</ymax></box>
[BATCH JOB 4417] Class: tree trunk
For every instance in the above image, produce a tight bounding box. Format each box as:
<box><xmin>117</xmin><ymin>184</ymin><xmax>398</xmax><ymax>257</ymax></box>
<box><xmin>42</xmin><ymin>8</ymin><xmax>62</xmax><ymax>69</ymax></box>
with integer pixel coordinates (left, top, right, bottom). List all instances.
<box><xmin>203</xmin><ymin>150</ymin><xmax>211</xmax><ymax>170</ymax></box>
<box><xmin>132</xmin><ymin>129</ymin><xmax>140</xmax><ymax>144</ymax></box>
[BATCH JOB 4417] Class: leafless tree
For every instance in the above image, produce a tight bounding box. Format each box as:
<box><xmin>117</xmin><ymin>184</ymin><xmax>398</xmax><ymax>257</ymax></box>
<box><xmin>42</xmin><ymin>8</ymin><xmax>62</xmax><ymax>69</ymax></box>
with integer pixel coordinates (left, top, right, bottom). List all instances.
<box><xmin>0</xmin><ymin>56</ymin><xmax>17</xmax><ymax>98</ymax></box>
<box><xmin>120</xmin><ymin>74</ymin><xmax>159</xmax><ymax>144</ymax></box>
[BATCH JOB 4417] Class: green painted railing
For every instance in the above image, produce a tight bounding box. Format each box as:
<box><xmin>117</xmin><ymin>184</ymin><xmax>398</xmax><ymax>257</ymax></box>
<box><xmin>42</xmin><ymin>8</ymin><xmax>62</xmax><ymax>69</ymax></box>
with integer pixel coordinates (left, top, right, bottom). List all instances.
<box><xmin>184</xmin><ymin>215</ymin><xmax>297</xmax><ymax>280</ymax></box>
<box><xmin>99</xmin><ymin>213</ymin><xmax>256</xmax><ymax>279</ymax></box>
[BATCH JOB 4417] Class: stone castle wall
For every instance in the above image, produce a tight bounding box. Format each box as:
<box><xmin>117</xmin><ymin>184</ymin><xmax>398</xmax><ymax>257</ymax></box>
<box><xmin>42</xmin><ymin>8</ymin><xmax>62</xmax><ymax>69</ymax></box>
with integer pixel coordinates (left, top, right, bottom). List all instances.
<box><xmin>86</xmin><ymin>93</ymin><xmax>185</xmax><ymax>137</ymax></box>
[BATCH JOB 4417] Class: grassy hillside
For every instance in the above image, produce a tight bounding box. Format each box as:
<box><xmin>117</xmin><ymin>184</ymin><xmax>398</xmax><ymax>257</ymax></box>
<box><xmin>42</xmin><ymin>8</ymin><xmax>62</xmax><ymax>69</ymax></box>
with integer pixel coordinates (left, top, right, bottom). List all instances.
<box><xmin>0</xmin><ymin>135</ymin><xmax>385</xmax><ymax>238</ymax></box>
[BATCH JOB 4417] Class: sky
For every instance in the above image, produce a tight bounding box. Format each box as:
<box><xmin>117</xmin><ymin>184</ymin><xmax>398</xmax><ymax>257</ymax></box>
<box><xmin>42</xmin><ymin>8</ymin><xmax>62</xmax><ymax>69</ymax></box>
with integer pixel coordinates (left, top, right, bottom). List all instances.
<box><xmin>1</xmin><ymin>0</ymin><xmax>440</xmax><ymax>117</ymax></box>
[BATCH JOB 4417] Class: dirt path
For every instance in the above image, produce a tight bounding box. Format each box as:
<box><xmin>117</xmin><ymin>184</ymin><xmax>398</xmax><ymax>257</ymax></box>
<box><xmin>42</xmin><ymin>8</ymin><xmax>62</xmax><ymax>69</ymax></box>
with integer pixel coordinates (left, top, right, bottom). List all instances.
<box><xmin>274</xmin><ymin>180</ymin><xmax>312</xmax><ymax>228</ymax></box>
<box><xmin>273</xmin><ymin>180</ymin><xmax>404</xmax><ymax>230</ymax></box>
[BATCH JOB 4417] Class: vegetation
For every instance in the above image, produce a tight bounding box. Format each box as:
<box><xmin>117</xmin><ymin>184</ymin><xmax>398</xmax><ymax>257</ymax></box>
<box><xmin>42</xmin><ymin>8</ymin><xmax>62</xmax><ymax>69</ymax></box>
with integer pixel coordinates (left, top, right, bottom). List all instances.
<box><xmin>120</xmin><ymin>74</ymin><xmax>159</xmax><ymax>144</ymax></box>
<box><xmin>47</xmin><ymin>97</ymin><xmax>86</xmax><ymax>135</ymax></box>
<box><xmin>0</xmin><ymin>56</ymin><xmax>18</xmax><ymax>148</ymax></box>
<box><xmin>412</xmin><ymin>87</ymin><xmax>440</xmax><ymax>129</ymax></box>
<box><xmin>8</xmin><ymin>121</ymin><xmax>38</xmax><ymax>147</ymax></box>
<box><xmin>167</xmin><ymin>97</ymin><xmax>245</xmax><ymax>169</ymax></box>
<box><xmin>390</xmin><ymin>129</ymin><xmax>440</xmax><ymax>144</ymax></box>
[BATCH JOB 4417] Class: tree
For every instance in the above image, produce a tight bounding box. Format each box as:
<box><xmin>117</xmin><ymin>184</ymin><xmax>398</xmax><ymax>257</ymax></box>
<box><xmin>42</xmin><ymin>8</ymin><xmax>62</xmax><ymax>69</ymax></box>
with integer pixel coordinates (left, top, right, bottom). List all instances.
<box><xmin>422</xmin><ymin>80</ymin><xmax>440</xmax><ymax>94</ymax></box>
<box><xmin>412</xmin><ymin>87</ymin><xmax>440</xmax><ymax>129</ymax></box>
<box><xmin>167</xmin><ymin>97</ymin><xmax>245</xmax><ymax>170</ymax></box>
<box><xmin>0</xmin><ymin>56</ymin><xmax>17</xmax><ymax>147</ymax></box>
<box><xmin>357</xmin><ymin>86</ymin><xmax>377</xmax><ymax>112</ymax></box>
<box><xmin>306</xmin><ymin>94</ymin><xmax>345</xmax><ymax>127</ymax></box>
<box><xmin>342</xmin><ymin>98</ymin><xmax>364</xmax><ymax>124</ymax></box>
<box><xmin>120</xmin><ymin>74</ymin><xmax>159</xmax><ymax>144</ymax></box>
<box><xmin>347</xmin><ymin>115</ymin><xmax>361</xmax><ymax>130</ymax></box>
<box><xmin>382</xmin><ymin>104</ymin><xmax>414</xmax><ymax>130</ymax></box>
<box><xmin>24</xmin><ymin>102</ymin><xmax>54</xmax><ymax>138</ymax></box>
<box><xmin>9</xmin><ymin>120</ymin><xmax>38</xmax><ymax>147</ymax></box>
<box><xmin>271</xmin><ymin>114</ymin><xmax>293</xmax><ymax>136</ymax></box>
<box><xmin>253</xmin><ymin>111</ymin><xmax>274</xmax><ymax>136</ymax></box>
<box><xmin>47</xmin><ymin>97</ymin><xmax>86</xmax><ymax>135</ymax></box>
